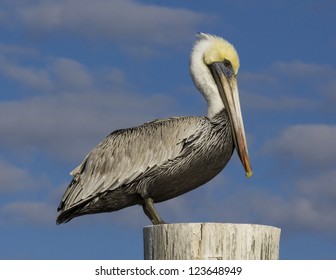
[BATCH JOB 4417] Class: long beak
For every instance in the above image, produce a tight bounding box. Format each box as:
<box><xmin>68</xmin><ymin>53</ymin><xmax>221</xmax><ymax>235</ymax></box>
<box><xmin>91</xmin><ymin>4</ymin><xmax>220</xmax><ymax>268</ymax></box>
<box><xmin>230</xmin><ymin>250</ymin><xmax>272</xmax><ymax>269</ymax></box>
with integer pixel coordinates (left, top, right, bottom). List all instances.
<box><xmin>210</xmin><ymin>63</ymin><xmax>252</xmax><ymax>178</ymax></box>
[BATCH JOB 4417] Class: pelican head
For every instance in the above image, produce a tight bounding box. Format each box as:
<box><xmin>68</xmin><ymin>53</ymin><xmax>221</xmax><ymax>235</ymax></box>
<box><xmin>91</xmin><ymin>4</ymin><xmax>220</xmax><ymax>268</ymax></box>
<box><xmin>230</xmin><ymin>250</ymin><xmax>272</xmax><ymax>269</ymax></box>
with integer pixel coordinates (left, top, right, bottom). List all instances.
<box><xmin>190</xmin><ymin>33</ymin><xmax>252</xmax><ymax>178</ymax></box>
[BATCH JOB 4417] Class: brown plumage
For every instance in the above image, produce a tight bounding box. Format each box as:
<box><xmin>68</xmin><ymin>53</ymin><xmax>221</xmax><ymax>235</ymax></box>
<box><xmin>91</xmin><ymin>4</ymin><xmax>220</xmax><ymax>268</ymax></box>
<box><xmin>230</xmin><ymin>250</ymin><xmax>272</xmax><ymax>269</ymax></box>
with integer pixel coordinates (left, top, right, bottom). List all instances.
<box><xmin>56</xmin><ymin>33</ymin><xmax>252</xmax><ymax>225</ymax></box>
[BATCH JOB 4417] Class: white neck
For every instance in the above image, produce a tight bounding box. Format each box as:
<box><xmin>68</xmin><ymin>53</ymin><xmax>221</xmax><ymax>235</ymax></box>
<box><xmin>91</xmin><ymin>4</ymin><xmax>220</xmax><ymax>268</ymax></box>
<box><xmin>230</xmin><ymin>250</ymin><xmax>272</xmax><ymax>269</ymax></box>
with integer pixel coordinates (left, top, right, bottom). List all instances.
<box><xmin>189</xmin><ymin>39</ymin><xmax>225</xmax><ymax>119</ymax></box>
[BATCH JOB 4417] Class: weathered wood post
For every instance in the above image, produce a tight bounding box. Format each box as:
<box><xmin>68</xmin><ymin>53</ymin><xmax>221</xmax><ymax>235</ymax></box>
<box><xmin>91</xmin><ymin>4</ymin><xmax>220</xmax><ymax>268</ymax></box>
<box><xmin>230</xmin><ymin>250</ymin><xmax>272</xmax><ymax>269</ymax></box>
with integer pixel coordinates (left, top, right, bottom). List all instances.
<box><xmin>143</xmin><ymin>223</ymin><xmax>281</xmax><ymax>260</ymax></box>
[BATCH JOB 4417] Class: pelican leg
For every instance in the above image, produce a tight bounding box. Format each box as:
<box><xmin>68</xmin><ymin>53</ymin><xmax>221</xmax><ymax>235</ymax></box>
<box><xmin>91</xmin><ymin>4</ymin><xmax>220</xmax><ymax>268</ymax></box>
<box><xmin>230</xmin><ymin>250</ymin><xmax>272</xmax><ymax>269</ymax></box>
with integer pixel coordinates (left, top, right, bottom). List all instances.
<box><xmin>142</xmin><ymin>198</ymin><xmax>166</xmax><ymax>225</ymax></box>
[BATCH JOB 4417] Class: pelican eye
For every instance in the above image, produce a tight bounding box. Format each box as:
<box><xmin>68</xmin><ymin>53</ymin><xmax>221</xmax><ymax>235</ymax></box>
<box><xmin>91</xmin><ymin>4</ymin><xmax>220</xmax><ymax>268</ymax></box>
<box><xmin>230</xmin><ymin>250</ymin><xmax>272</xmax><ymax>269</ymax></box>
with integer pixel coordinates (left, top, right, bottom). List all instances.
<box><xmin>223</xmin><ymin>59</ymin><xmax>232</xmax><ymax>69</ymax></box>
<box><xmin>215</xmin><ymin>59</ymin><xmax>234</xmax><ymax>79</ymax></box>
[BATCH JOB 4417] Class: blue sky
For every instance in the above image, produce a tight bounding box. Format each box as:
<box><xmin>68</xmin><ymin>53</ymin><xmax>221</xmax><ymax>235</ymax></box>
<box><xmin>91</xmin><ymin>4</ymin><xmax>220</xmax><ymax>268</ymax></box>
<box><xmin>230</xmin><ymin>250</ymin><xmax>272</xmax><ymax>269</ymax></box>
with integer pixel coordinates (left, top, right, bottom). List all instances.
<box><xmin>0</xmin><ymin>0</ymin><xmax>335</xmax><ymax>259</ymax></box>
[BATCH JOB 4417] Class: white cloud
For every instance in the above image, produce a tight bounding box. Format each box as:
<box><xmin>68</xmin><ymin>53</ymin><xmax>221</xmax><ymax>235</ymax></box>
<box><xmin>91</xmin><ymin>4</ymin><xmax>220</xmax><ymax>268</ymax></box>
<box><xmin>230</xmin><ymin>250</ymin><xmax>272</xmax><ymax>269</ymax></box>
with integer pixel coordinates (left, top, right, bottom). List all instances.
<box><xmin>0</xmin><ymin>90</ymin><xmax>176</xmax><ymax>163</ymax></box>
<box><xmin>321</xmin><ymin>79</ymin><xmax>336</xmax><ymax>103</ymax></box>
<box><xmin>0</xmin><ymin>44</ymin><xmax>37</xmax><ymax>57</ymax></box>
<box><xmin>297</xmin><ymin>170</ymin><xmax>336</xmax><ymax>199</ymax></box>
<box><xmin>0</xmin><ymin>201</ymin><xmax>55</xmax><ymax>225</ymax></box>
<box><xmin>240</xmin><ymin>60</ymin><xmax>336</xmax><ymax>112</ymax></box>
<box><xmin>273</xmin><ymin>61</ymin><xmax>336</xmax><ymax>81</ymax></box>
<box><xmin>252</xmin><ymin>193</ymin><xmax>336</xmax><ymax>234</ymax></box>
<box><xmin>222</xmin><ymin>123</ymin><xmax>336</xmax><ymax>235</ymax></box>
<box><xmin>104</xmin><ymin>68</ymin><xmax>127</xmax><ymax>86</ymax></box>
<box><xmin>16</xmin><ymin>0</ymin><xmax>207</xmax><ymax>48</ymax></box>
<box><xmin>241</xmin><ymin>90</ymin><xmax>316</xmax><ymax>112</ymax></box>
<box><xmin>264</xmin><ymin>124</ymin><xmax>336</xmax><ymax>169</ymax></box>
<box><xmin>0</xmin><ymin>55</ymin><xmax>52</xmax><ymax>91</ymax></box>
<box><xmin>0</xmin><ymin>42</ymin><xmax>179</xmax><ymax>163</ymax></box>
<box><xmin>189</xmin><ymin>183</ymin><xmax>336</xmax><ymax>234</ymax></box>
<box><xmin>0</xmin><ymin>159</ymin><xmax>35</xmax><ymax>193</ymax></box>
<box><xmin>49</xmin><ymin>58</ymin><xmax>93</xmax><ymax>90</ymax></box>
<box><xmin>240</xmin><ymin>72</ymin><xmax>277</xmax><ymax>85</ymax></box>
<box><xmin>0</xmin><ymin>45</ymin><xmax>95</xmax><ymax>92</ymax></box>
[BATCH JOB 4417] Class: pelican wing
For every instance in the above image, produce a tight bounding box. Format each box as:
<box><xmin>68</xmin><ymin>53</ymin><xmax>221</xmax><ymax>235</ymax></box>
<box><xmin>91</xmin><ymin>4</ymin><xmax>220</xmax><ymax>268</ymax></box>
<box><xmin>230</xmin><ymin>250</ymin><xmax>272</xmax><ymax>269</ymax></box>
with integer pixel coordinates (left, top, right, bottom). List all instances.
<box><xmin>58</xmin><ymin>116</ymin><xmax>207</xmax><ymax>211</ymax></box>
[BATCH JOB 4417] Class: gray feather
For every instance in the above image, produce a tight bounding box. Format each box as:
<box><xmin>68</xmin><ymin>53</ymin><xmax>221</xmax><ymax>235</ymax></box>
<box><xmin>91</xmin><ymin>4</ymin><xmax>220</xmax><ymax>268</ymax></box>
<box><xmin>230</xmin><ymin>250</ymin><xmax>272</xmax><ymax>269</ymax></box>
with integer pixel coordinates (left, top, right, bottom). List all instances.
<box><xmin>57</xmin><ymin>110</ymin><xmax>233</xmax><ymax>223</ymax></box>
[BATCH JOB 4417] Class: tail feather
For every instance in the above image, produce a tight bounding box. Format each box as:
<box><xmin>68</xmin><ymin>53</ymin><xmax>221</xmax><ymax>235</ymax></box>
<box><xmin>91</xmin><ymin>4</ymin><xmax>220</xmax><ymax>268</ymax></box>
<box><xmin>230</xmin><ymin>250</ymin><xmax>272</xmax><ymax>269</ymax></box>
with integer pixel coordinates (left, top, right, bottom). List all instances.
<box><xmin>56</xmin><ymin>200</ymin><xmax>88</xmax><ymax>224</ymax></box>
<box><xmin>56</xmin><ymin>209</ymin><xmax>76</xmax><ymax>224</ymax></box>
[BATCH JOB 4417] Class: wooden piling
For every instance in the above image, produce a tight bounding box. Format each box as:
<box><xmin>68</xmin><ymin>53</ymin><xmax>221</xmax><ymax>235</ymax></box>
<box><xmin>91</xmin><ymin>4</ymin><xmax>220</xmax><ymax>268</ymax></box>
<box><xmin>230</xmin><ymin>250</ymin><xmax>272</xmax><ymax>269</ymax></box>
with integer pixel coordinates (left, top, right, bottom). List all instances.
<box><xmin>143</xmin><ymin>223</ymin><xmax>281</xmax><ymax>260</ymax></box>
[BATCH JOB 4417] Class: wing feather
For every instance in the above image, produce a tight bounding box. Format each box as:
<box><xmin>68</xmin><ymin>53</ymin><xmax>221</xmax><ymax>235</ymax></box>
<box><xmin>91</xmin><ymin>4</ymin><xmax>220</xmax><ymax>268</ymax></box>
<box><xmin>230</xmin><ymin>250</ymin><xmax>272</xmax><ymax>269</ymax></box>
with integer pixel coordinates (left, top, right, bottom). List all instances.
<box><xmin>59</xmin><ymin>116</ymin><xmax>207</xmax><ymax>211</ymax></box>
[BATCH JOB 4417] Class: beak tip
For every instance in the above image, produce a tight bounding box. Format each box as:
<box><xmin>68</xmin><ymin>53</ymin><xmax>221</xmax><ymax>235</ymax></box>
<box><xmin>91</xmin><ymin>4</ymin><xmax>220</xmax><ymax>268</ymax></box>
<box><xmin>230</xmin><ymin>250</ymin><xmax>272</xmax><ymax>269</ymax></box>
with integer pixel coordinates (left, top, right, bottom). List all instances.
<box><xmin>245</xmin><ymin>170</ymin><xmax>253</xmax><ymax>178</ymax></box>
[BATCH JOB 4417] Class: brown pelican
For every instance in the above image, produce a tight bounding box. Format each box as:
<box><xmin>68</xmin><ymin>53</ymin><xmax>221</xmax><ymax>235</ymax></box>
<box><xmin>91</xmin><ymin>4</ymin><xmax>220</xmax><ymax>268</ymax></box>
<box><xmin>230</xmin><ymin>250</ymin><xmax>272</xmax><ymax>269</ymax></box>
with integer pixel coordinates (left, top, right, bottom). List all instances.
<box><xmin>56</xmin><ymin>33</ymin><xmax>252</xmax><ymax>225</ymax></box>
